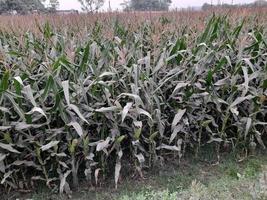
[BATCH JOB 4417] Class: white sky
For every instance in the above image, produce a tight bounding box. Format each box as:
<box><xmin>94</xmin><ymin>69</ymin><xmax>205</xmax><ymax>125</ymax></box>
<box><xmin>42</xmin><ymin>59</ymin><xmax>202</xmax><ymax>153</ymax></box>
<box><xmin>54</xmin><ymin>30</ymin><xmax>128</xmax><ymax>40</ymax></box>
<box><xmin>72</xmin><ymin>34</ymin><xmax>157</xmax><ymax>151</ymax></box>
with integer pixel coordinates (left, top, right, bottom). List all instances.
<box><xmin>58</xmin><ymin>0</ymin><xmax>256</xmax><ymax>11</ymax></box>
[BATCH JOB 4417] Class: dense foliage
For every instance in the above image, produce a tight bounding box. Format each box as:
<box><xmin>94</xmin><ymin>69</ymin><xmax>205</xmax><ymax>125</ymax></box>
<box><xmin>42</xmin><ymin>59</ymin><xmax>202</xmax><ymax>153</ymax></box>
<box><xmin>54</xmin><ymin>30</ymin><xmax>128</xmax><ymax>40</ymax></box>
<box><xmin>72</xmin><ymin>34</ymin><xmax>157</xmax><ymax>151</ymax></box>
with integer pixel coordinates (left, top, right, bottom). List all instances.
<box><xmin>126</xmin><ymin>0</ymin><xmax>172</xmax><ymax>11</ymax></box>
<box><xmin>0</xmin><ymin>0</ymin><xmax>45</xmax><ymax>14</ymax></box>
<box><xmin>0</xmin><ymin>9</ymin><xmax>266</xmax><ymax>195</ymax></box>
<box><xmin>202</xmin><ymin>0</ymin><xmax>267</xmax><ymax>10</ymax></box>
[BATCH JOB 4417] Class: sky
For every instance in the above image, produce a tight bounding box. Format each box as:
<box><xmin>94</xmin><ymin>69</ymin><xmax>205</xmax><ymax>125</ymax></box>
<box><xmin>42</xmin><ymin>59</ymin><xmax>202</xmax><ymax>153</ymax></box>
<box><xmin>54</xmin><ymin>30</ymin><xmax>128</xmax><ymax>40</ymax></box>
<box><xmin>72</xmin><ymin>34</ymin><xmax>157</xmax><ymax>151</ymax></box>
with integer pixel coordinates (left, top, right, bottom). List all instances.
<box><xmin>58</xmin><ymin>0</ymin><xmax>256</xmax><ymax>11</ymax></box>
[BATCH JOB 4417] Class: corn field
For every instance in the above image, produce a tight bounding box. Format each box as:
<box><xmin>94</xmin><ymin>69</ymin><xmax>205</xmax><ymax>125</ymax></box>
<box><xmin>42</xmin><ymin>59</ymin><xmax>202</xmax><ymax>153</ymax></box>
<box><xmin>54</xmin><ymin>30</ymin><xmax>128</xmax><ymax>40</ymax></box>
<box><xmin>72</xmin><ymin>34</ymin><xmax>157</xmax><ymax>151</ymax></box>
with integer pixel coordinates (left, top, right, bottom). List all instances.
<box><xmin>0</xmin><ymin>8</ymin><xmax>266</xmax><ymax>195</ymax></box>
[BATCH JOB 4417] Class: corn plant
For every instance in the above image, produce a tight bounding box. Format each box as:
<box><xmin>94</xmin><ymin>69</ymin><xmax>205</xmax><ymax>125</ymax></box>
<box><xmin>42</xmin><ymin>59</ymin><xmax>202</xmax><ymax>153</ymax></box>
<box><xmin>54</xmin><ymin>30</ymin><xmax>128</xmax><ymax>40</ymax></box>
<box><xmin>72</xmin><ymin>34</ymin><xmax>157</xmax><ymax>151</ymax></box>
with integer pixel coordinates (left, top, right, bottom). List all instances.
<box><xmin>0</xmin><ymin>10</ymin><xmax>266</xmax><ymax>194</ymax></box>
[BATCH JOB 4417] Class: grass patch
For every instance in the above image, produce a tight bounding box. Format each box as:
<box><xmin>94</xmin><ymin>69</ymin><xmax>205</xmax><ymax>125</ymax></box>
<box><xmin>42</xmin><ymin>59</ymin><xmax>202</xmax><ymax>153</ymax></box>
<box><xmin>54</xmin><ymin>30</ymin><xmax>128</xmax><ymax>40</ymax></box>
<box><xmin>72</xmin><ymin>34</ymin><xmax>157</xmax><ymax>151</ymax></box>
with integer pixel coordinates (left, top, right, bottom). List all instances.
<box><xmin>19</xmin><ymin>152</ymin><xmax>267</xmax><ymax>200</ymax></box>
